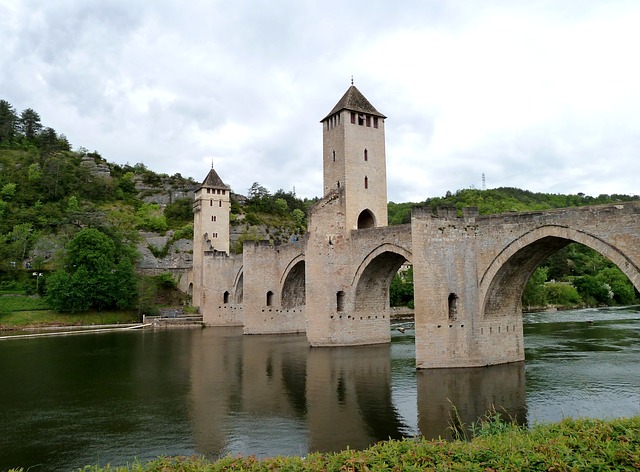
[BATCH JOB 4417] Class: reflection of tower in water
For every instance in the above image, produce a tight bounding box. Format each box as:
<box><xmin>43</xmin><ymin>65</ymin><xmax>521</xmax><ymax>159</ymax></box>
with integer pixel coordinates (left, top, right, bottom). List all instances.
<box><xmin>188</xmin><ymin>330</ymin><xmax>408</xmax><ymax>457</ymax></box>
<box><xmin>305</xmin><ymin>344</ymin><xmax>407</xmax><ymax>452</ymax></box>
<box><xmin>417</xmin><ymin>362</ymin><xmax>527</xmax><ymax>440</ymax></box>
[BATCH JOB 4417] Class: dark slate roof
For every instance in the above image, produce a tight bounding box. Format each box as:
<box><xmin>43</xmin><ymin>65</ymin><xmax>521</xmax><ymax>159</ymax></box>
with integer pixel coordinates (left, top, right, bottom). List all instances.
<box><xmin>199</xmin><ymin>167</ymin><xmax>229</xmax><ymax>190</ymax></box>
<box><xmin>321</xmin><ymin>85</ymin><xmax>386</xmax><ymax>122</ymax></box>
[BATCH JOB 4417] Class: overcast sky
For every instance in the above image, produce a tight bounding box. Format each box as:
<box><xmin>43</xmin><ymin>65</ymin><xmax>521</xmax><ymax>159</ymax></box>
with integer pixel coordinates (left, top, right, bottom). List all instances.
<box><xmin>1</xmin><ymin>1</ymin><xmax>639</xmax><ymax>202</ymax></box>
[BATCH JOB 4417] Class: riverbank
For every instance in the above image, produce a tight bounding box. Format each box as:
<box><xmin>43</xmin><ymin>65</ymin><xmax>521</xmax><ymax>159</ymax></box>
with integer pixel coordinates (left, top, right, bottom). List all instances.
<box><xmin>0</xmin><ymin>309</ymin><xmax>139</xmax><ymax>333</ymax></box>
<box><xmin>66</xmin><ymin>416</ymin><xmax>640</xmax><ymax>471</ymax></box>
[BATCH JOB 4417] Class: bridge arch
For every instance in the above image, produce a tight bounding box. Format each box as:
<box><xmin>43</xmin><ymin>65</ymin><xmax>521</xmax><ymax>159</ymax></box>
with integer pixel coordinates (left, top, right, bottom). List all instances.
<box><xmin>280</xmin><ymin>255</ymin><xmax>306</xmax><ymax>309</ymax></box>
<box><xmin>480</xmin><ymin>225</ymin><xmax>640</xmax><ymax>319</ymax></box>
<box><xmin>352</xmin><ymin>244</ymin><xmax>412</xmax><ymax>313</ymax></box>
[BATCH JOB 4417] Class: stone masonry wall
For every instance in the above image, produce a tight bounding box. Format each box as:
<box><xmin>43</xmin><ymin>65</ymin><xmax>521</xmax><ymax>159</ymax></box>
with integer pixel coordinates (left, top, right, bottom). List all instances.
<box><xmin>412</xmin><ymin>202</ymin><xmax>640</xmax><ymax>368</ymax></box>
<box><xmin>242</xmin><ymin>239</ymin><xmax>306</xmax><ymax>334</ymax></box>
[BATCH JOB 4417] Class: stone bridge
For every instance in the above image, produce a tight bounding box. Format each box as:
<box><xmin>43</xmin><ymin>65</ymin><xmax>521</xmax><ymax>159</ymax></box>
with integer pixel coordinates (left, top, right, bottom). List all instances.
<box><xmin>187</xmin><ymin>85</ymin><xmax>640</xmax><ymax>369</ymax></box>
<box><xmin>190</xmin><ymin>200</ymin><xmax>640</xmax><ymax>369</ymax></box>
<box><xmin>411</xmin><ymin>202</ymin><xmax>640</xmax><ymax>368</ymax></box>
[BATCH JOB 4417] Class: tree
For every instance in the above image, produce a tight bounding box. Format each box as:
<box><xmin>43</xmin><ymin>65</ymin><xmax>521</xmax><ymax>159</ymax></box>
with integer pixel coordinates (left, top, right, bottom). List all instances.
<box><xmin>522</xmin><ymin>266</ymin><xmax>548</xmax><ymax>307</ymax></box>
<box><xmin>136</xmin><ymin>203</ymin><xmax>168</xmax><ymax>232</ymax></box>
<box><xmin>8</xmin><ymin>223</ymin><xmax>33</xmax><ymax>262</ymax></box>
<box><xmin>67</xmin><ymin>195</ymin><xmax>79</xmax><ymax>212</ymax></box>
<box><xmin>248</xmin><ymin>182</ymin><xmax>270</xmax><ymax>200</ymax></box>
<box><xmin>390</xmin><ymin>266</ymin><xmax>414</xmax><ymax>307</ymax></box>
<box><xmin>572</xmin><ymin>275</ymin><xmax>611</xmax><ymax>306</ymax></box>
<box><xmin>0</xmin><ymin>99</ymin><xmax>18</xmax><ymax>144</ymax></box>
<box><xmin>596</xmin><ymin>267</ymin><xmax>637</xmax><ymax>305</ymax></box>
<box><xmin>274</xmin><ymin>198</ymin><xmax>288</xmax><ymax>215</ymax></box>
<box><xmin>46</xmin><ymin>228</ymin><xmax>138</xmax><ymax>311</ymax></box>
<box><xmin>164</xmin><ymin>198</ymin><xmax>193</xmax><ymax>227</ymax></box>
<box><xmin>19</xmin><ymin>108</ymin><xmax>42</xmax><ymax>141</ymax></box>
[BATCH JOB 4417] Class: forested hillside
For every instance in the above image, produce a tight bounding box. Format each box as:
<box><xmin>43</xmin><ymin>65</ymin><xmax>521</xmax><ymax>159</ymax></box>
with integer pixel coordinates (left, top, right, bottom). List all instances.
<box><xmin>0</xmin><ymin>99</ymin><xmax>312</xmax><ymax>310</ymax></box>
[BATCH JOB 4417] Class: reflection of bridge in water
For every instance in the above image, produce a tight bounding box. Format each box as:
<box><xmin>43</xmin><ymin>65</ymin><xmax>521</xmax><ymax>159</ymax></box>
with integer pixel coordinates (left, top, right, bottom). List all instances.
<box><xmin>187</xmin><ymin>328</ymin><xmax>527</xmax><ymax>457</ymax></box>
<box><xmin>187</xmin><ymin>84</ymin><xmax>640</xmax><ymax>369</ymax></box>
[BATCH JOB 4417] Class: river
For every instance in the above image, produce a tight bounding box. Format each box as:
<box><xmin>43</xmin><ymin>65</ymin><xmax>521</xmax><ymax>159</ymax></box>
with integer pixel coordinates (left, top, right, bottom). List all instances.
<box><xmin>0</xmin><ymin>306</ymin><xmax>638</xmax><ymax>471</ymax></box>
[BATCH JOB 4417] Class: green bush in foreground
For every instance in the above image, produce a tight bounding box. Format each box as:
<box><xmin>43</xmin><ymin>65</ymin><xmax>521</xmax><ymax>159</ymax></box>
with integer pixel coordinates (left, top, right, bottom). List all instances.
<box><xmin>57</xmin><ymin>416</ymin><xmax>640</xmax><ymax>472</ymax></box>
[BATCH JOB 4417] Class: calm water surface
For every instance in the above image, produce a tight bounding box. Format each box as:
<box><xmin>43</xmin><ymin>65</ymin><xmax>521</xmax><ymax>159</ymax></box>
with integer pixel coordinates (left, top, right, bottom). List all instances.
<box><xmin>0</xmin><ymin>306</ymin><xmax>638</xmax><ymax>471</ymax></box>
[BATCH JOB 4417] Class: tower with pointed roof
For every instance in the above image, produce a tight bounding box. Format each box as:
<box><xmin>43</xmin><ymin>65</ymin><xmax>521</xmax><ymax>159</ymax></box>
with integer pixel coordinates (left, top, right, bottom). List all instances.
<box><xmin>320</xmin><ymin>84</ymin><xmax>388</xmax><ymax>230</ymax></box>
<box><xmin>193</xmin><ymin>167</ymin><xmax>231</xmax><ymax>256</ymax></box>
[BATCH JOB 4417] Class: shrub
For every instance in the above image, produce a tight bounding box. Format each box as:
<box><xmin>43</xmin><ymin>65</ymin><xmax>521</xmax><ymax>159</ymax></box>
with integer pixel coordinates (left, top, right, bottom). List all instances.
<box><xmin>545</xmin><ymin>282</ymin><xmax>581</xmax><ymax>306</ymax></box>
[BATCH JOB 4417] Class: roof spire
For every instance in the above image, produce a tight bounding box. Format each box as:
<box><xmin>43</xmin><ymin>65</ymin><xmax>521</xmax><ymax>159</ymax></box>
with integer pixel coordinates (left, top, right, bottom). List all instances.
<box><xmin>211</xmin><ymin>159</ymin><xmax>214</xmax><ymax>169</ymax></box>
<box><xmin>351</xmin><ymin>75</ymin><xmax>354</xmax><ymax>86</ymax></box>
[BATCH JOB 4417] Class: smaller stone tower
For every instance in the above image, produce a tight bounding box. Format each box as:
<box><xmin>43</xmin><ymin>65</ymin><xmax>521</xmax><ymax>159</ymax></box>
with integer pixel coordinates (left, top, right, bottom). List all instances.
<box><xmin>193</xmin><ymin>167</ymin><xmax>231</xmax><ymax>256</ymax></box>
<box><xmin>320</xmin><ymin>85</ymin><xmax>388</xmax><ymax>230</ymax></box>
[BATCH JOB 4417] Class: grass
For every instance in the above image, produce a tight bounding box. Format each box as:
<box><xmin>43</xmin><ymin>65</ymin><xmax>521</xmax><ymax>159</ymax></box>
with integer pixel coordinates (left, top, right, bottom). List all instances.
<box><xmin>0</xmin><ymin>309</ymin><xmax>139</xmax><ymax>330</ymax></box>
<box><xmin>23</xmin><ymin>415</ymin><xmax>637</xmax><ymax>472</ymax></box>
<box><xmin>0</xmin><ymin>294</ymin><xmax>50</xmax><ymax>312</ymax></box>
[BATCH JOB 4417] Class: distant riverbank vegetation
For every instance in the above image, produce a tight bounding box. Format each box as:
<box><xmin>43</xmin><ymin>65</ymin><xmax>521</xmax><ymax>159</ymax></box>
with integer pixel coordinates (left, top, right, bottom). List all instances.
<box><xmin>28</xmin><ymin>415</ymin><xmax>639</xmax><ymax>472</ymax></box>
<box><xmin>1</xmin><ymin>98</ymin><xmax>639</xmax><ymax>319</ymax></box>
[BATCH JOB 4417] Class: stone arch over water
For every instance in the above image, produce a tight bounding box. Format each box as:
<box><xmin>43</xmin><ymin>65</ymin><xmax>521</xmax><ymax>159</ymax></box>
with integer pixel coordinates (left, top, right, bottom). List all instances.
<box><xmin>353</xmin><ymin>244</ymin><xmax>412</xmax><ymax>314</ymax></box>
<box><xmin>481</xmin><ymin>225</ymin><xmax>640</xmax><ymax>319</ymax></box>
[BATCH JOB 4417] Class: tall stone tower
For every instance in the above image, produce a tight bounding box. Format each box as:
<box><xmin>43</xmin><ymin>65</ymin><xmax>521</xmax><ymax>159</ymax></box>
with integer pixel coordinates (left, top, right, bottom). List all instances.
<box><xmin>192</xmin><ymin>167</ymin><xmax>231</xmax><ymax>256</ymax></box>
<box><xmin>320</xmin><ymin>85</ymin><xmax>388</xmax><ymax>230</ymax></box>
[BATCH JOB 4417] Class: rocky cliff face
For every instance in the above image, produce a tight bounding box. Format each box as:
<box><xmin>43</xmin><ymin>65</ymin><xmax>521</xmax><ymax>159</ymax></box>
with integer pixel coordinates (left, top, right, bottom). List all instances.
<box><xmin>134</xmin><ymin>176</ymin><xmax>195</xmax><ymax>206</ymax></box>
<box><xmin>137</xmin><ymin>231</ymin><xmax>193</xmax><ymax>274</ymax></box>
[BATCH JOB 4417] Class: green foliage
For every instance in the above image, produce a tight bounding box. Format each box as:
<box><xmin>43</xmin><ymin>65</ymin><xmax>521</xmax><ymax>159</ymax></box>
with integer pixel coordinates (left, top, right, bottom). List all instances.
<box><xmin>522</xmin><ymin>267</ymin><xmax>548</xmax><ymax>307</ymax></box>
<box><xmin>164</xmin><ymin>198</ymin><xmax>193</xmax><ymax>228</ymax></box>
<box><xmin>292</xmin><ymin>208</ymin><xmax>305</xmax><ymax>226</ymax></box>
<box><xmin>389</xmin><ymin>266</ymin><xmax>413</xmax><ymax>307</ymax></box>
<box><xmin>389</xmin><ymin>187</ymin><xmax>640</xmax><ymax>224</ymax></box>
<box><xmin>0</xmin><ymin>99</ymin><xmax>18</xmax><ymax>145</ymax></box>
<box><xmin>45</xmin><ymin>228</ymin><xmax>138</xmax><ymax>312</ymax></box>
<box><xmin>79</xmin><ymin>416</ymin><xmax>640</xmax><ymax>472</ymax></box>
<box><xmin>0</xmin><ymin>295</ymin><xmax>50</xmax><ymax>313</ymax></box>
<box><xmin>231</xmin><ymin>226</ymin><xmax>263</xmax><ymax>254</ymax></box>
<box><xmin>172</xmin><ymin>223</ymin><xmax>194</xmax><ymax>241</ymax></box>
<box><xmin>67</xmin><ymin>195</ymin><xmax>79</xmax><ymax>212</ymax></box>
<box><xmin>154</xmin><ymin>272</ymin><xmax>177</xmax><ymax>290</ymax></box>
<box><xmin>1</xmin><ymin>182</ymin><xmax>16</xmax><ymax>199</ymax></box>
<box><xmin>545</xmin><ymin>282</ymin><xmax>582</xmax><ymax>306</ymax></box>
<box><xmin>0</xmin><ymin>309</ymin><xmax>138</xmax><ymax>329</ymax></box>
<box><xmin>273</xmin><ymin>197</ymin><xmax>288</xmax><ymax>214</ymax></box>
<box><xmin>597</xmin><ymin>266</ymin><xmax>637</xmax><ymax>305</ymax></box>
<box><xmin>572</xmin><ymin>275</ymin><xmax>613</xmax><ymax>306</ymax></box>
<box><xmin>136</xmin><ymin>203</ymin><xmax>168</xmax><ymax>232</ymax></box>
<box><xmin>388</xmin><ymin>201</ymin><xmax>413</xmax><ymax>225</ymax></box>
<box><xmin>19</xmin><ymin>108</ymin><xmax>42</xmax><ymax>141</ymax></box>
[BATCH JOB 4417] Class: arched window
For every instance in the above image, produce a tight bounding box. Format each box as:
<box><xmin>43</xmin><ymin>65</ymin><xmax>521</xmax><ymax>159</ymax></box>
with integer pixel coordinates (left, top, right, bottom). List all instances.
<box><xmin>364</xmin><ymin>176</ymin><xmax>368</xmax><ymax>189</ymax></box>
<box><xmin>364</xmin><ymin>149</ymin><xmax>368</xmax><ymax>161</ymax></box>
<box><xmin>266</xmin><ymin>291</ymin><xmax>274</xmax><ymax>306</ymax></box>
<box><xmin>357</xmin><ymin>210</ymin><xmax>375</xmax><ymax>229</ymax></box>
<box><xmin>448</xmin><ymin>293</ymin><xmax>459</xmax><ymax>321</ymax></box>
<box><xmin>223</xmin><ymin>291</ymin><xmax>230</xmax><ymax>304</ymax></box>
<box><xmin>332</xmin><ymin>150</ymin><xmax>336</xmax><ymax>162</ymax></box>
